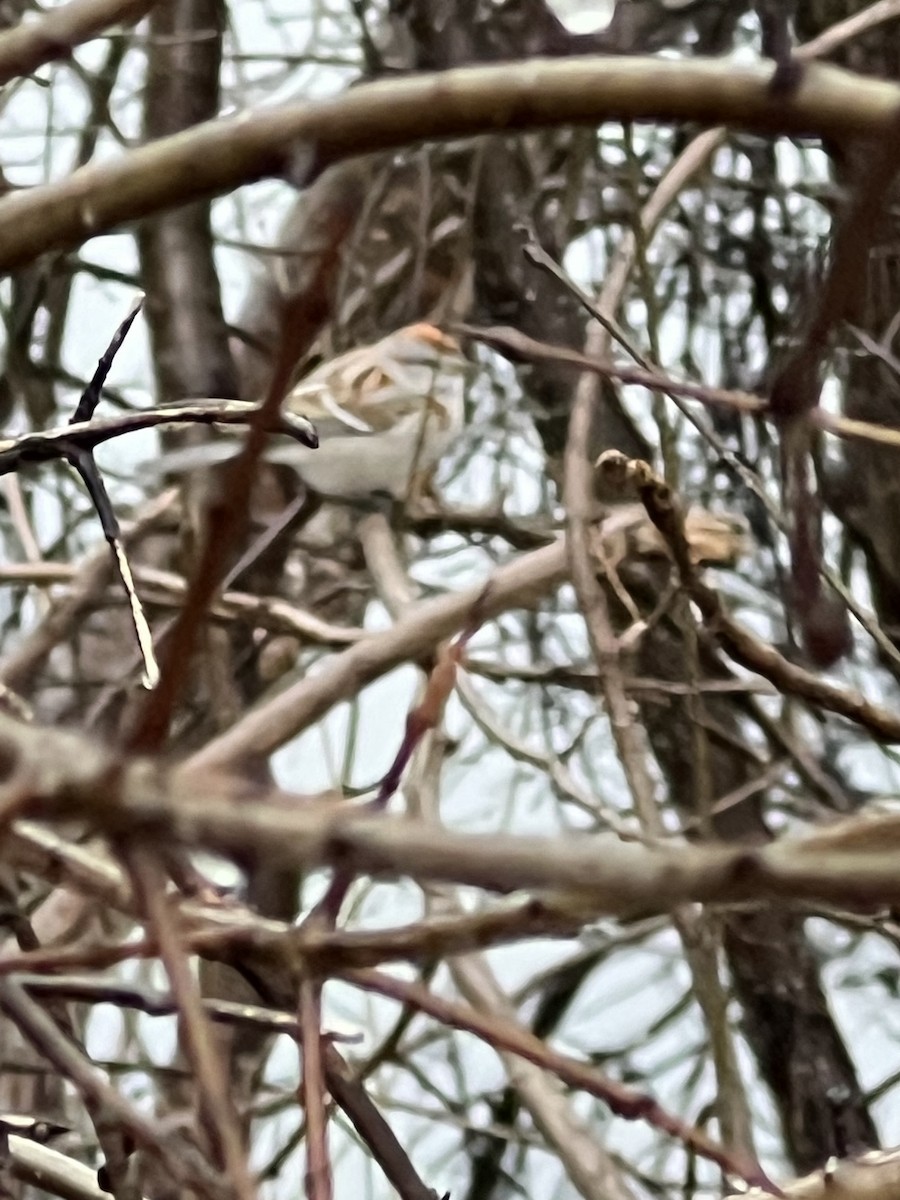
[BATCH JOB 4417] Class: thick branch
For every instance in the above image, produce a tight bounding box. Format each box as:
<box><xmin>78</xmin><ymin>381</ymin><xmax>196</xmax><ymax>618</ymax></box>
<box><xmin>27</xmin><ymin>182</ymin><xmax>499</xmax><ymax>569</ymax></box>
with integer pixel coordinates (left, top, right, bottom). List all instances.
<box><xmin>1</xmin><ymin>58</ymin><xmax>899</xmax><ymax>270</ymax></box>
<box><xmin>5</xmin><ymin>709</ymin><xmax>900</xmax><ymax>910</ymax></box>
<box><xmin>0</xmin><ymin>0</ymin><xmax>154</xmax><ymax>87</ymax></box>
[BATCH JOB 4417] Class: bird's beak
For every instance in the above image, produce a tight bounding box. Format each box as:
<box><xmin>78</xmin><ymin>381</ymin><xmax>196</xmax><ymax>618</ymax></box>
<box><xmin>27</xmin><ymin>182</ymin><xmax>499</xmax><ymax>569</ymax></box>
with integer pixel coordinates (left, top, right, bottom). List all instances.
<box><xmin>282</xmin><ymin>412</ymin><xmax>319</xmax><ymax>449</ymax></box>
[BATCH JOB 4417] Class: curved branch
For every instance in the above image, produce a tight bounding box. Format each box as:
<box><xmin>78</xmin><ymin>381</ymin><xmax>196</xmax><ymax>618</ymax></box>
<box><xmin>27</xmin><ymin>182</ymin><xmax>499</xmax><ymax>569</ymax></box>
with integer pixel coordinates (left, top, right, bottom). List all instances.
<box><xmin>0</xmin><ymin>0</ymin><xmax>154</xmax><ymax>87</ymax></box>
<box><xmin>0</xmin><ymin>401</ymin><xmax>317</xmax><ymax>475</ymax></box>
<box><xmin>0</xmin><ymin>57</ymin><xmax>898</xmax><ymax>270</ymax></box>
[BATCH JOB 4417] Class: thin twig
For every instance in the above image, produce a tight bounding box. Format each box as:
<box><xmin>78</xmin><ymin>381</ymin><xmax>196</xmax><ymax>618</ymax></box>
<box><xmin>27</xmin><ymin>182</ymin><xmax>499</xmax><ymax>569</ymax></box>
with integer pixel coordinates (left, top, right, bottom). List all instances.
<box><xmin>0</xmin><ymin>488</ymin><xmax>176</xmax><ymax>693</ymax></box>
<box><xmin>62</xmin><ymin>299</ymin><xmax>160</xmax><ymax>686</ymax></box>
<box><xmin>125</xmin><ymin>853</ymin><xmax>255</xmax><ymax>1200</ymax></box>
<box><xmin>299</xmin><ymin>979</ymin><xmax>332</xmax><ymax>1200</ymax></box>
<box><xmin>186</xmin><ymin>538</ymin><xmax>570</xmax><ymax>771</ymax></box>
<box><xmin>0</xmin><ymin>976</ymin><xmax>218</xmax><ymax>1196</ymax></box>
<box><xmin>342</xmin><ymin>967</ymin><xmax>776</xmax><ymax>1193</ymax></box>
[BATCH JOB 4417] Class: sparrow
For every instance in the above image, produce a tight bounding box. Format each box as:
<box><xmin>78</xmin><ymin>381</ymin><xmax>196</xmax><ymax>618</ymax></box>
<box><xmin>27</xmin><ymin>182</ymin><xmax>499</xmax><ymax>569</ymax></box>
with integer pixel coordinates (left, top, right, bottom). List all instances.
<box><xmin>158</xmin><ymin>323</ymin><xmax>469</xmax><ymax>500</ymax></box>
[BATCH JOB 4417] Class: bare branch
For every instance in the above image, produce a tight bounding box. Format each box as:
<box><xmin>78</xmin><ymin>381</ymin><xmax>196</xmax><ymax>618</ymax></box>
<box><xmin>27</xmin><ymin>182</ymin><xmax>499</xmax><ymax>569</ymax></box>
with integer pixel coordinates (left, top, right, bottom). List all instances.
<box><xmin>8</xmin><ymin>710</ymin><xmax>900</xmax><ymax>910</ymax></box>
<box><xmin>343</xmin><ymin>967</ymin><xmax>774</xmax><ymax>1191</ymax></box>
<box><xmin>0</xmin><ymin>401</ymin><xmax>317</xmax><ymax>475</ymax></box>
<box><xmin>187</xmin><ymin>538</ymin><xmax>568</xmax><ymax>770</ymax></box>
<box><xmin>0</xmin><ymin>0</ymin><xmax>155</xmax><ymax>87</ymax></box>
<box><xmin>1</xmin><ymin>58</ymin><xmax>900</xmax><ymax>271</ymax></box>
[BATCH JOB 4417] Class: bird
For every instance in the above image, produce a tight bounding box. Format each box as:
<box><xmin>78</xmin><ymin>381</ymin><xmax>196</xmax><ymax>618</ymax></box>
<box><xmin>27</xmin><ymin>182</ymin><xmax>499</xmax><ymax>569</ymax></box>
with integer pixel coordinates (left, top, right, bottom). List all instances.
<box><xmin>157</xmin><ymin>323</ymin><xmax>470</xmax><ymax>501</ymax></box>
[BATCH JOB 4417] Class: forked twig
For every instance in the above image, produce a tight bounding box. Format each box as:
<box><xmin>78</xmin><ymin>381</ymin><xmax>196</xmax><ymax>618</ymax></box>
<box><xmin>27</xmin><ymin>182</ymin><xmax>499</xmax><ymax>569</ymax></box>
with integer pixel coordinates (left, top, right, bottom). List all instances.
<box><xmin>63</xmin><ymin>296</ymin><xmax>160</xmax><ymax>688</ymax></box>
<box><xmin>0</xmin><ymin>298</ymin><xmax>318</xmax><ymax>692</ymax></box>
